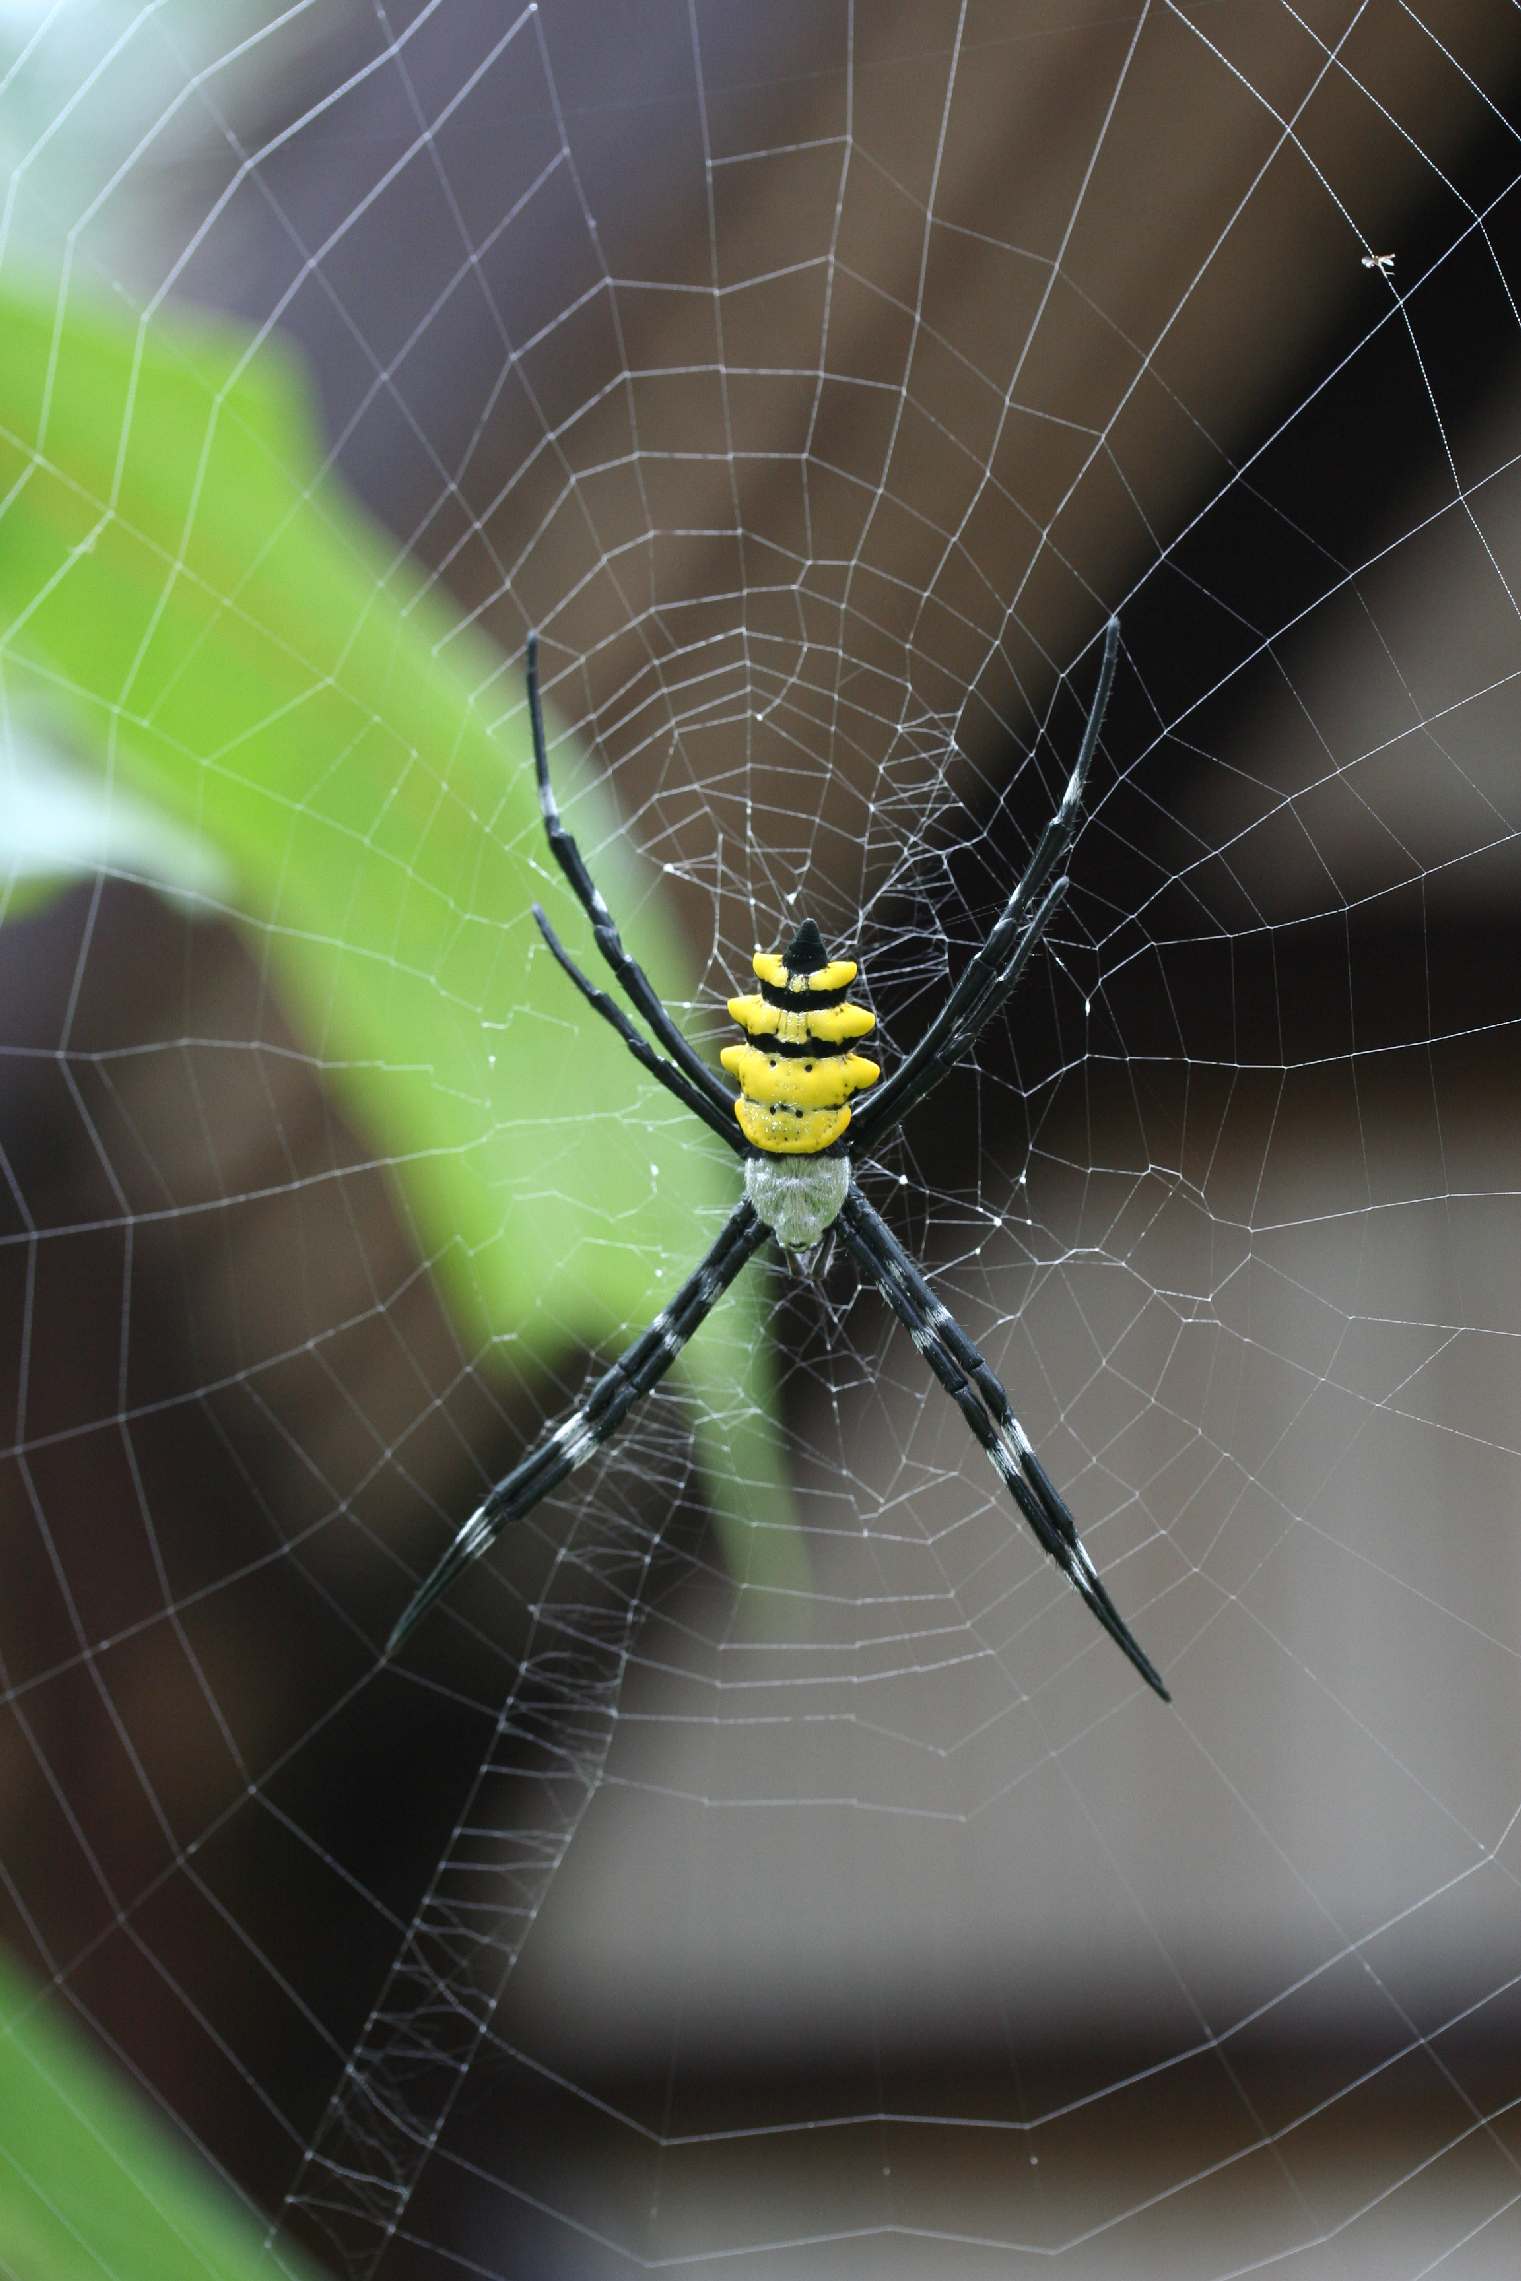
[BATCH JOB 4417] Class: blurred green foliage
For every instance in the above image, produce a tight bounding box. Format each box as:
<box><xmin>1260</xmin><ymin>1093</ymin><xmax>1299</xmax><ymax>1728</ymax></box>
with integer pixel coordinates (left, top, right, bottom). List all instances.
<box><xmin>0</xmin><ymin>286</ymin><xmax>726</xmax><ymax>1354</ymax></box>
<box><xmin>0</xmin><ymin>1951</ymin><xmax>320</xmax><ymax>2280</ymax></box>
<box><xmin>0</xmin><ymin>281</ymin><xmax>792</xmax><ymax>1559</ymax></box>
<box><xmin>0</xmin><ymin>279</ymin><xmax>802</xmax><ymax>2261</ymax></box>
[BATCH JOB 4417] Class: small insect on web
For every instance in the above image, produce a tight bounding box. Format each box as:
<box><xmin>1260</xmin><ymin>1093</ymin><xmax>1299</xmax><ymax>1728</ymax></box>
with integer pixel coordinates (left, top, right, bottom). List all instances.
<box><xmin>387</xmin><ymin>619</ymin><xmax>1169</xmax><ymax>1700</ymax></box>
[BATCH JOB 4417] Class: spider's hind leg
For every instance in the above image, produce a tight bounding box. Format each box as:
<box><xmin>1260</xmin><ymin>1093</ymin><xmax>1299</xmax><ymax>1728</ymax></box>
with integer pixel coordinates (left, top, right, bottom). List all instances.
<box><xmin>525</xmin><ymin>635</ymin><xmax>734</xmax><ymax>1119</ymax></box>
<box><xmin>533</xmin><ymin>903</ymin><xmax>743</xmax><ymax>1153</ymax></box>
<box><xmin>852</xmin><ymin>615</ymin><xmax>1120</xmax><ymax>1150</ymax></box>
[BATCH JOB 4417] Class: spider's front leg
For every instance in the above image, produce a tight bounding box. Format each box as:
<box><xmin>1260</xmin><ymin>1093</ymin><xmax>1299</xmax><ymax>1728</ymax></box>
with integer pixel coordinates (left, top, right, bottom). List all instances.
<box><xmin>386</xmin><ymin>1200</ymin><xmax>768</xmax><ymax>1655</ymax></box>
<box><xmin>836</xmin><ymin>1186</ymin><xmax>1169</xmax><ymax>1699</ymax></box>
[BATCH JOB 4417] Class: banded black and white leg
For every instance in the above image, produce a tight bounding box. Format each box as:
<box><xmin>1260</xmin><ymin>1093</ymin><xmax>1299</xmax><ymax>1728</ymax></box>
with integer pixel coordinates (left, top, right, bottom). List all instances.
<box><xmin>533</xmin><ymin>901</ymin><xmax>744</xmax><ymax>1152</ymax></box>
<box><xmin>527</xmin><ymin>634</ymin><xmax>736</xmax><ymax>1122</ymax></box>
<box><xmin>386</xmin><ymin>1200</ymin><xmax>768</xmax><ymax>1655</ymax></box>
<box><xmin>853</xmin><ymin>615</ymin><xmax>1119</xmax><ymax>1148</ymax></box>
<box><xmin>836</xmin><ymin>1185</ymin><xmax>1168</xmax><ymax>1698</ymax></box>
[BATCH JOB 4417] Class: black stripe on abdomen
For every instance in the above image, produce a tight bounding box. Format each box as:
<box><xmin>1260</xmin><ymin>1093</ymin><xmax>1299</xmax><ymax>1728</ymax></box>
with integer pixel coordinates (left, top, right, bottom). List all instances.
<box><xmin>762</xmin><ymin>1034</ymin><xmax>852</xmax><ymax>1060</ymax></box>
<box><xmin>759</xmin><ymin>979</ymin><xmax>851</xmax><ymax>1012</ymax></box>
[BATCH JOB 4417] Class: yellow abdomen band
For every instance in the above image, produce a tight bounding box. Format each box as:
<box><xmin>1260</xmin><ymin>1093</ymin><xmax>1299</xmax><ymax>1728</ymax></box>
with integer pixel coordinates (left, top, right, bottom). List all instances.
<box><xmin>726</xmin><ymin>995</ymin><xmax>876</xmax><ymax>1045</ymax></box>
<box><xmin>720</xmin><ymin>1042</ymin><xmax>880</xmax><ymax>1111</ymax></box>
<box><xmin>721</xmin><ymin>918</ymin><xmax>880</xmax><ymax>1156</ymax></box>
<box><xmin>733</xmin><ymin>1098</ymin><xmax>854</xmax><ymax>1153</ymax></box>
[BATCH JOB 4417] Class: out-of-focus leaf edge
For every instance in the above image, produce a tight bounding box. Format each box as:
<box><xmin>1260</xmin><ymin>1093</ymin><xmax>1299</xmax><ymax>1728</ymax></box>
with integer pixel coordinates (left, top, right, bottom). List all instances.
<box><xmin>0</xmin><ymin>1949</ymin><xmax>320</xmax><ymax>2280</ymax></box>
<box><xmin>0</xmin><ymin>280</ymin><xmax>806</xmax><ymax>1615</ymax></box>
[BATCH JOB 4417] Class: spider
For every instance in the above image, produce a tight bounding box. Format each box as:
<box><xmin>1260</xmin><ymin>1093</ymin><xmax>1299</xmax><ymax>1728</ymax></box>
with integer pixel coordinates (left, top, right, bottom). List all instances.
<box><xmin>386</xmin><ymin>619</ymin><xmax>1169</xmax><ymax>1699</ymax></box>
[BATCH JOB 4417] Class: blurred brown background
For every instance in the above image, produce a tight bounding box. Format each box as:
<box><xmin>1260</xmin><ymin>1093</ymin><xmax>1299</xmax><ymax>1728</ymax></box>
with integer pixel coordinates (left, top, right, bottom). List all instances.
<box><xmin>5</xmin><ymin>1</ymin><xmax>1521</xmax><ymax>2275</ymax></box>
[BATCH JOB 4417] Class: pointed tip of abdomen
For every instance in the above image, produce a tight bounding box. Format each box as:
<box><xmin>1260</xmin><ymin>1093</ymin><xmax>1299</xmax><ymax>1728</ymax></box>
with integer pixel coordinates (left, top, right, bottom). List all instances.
<box><xmin>783</xmin><ymin>915</ymin><xmax>828</xmax><ymax>975</ymax></box>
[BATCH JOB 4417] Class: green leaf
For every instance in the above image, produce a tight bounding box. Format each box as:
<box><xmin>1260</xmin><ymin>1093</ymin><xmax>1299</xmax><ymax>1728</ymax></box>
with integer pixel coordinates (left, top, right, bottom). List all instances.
<box><xmin>0</xmin><ymin>1949</ymin><xmax>319</xmax><ymax>2279</ymax></box>
<box><xmin>0</xmin><ymin>281</ymin><xmax>803</xmax><ymax>1600</ymax></box>
<box><xmin>2</xmin><ymin>717</ymin><xmax>228</xmax><ymax>917</ymax></box>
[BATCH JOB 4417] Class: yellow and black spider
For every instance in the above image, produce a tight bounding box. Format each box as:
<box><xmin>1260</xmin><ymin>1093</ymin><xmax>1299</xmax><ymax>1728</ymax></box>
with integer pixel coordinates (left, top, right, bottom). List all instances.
<box><xmin>387</xmin><ymin>619</ymin><xmax>1168</xmax><ymax>1699</ymax></box>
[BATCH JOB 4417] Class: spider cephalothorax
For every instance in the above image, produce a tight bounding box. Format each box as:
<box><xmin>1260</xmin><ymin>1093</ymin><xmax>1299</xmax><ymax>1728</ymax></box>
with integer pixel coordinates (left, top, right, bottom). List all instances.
<box><xmin>387</xmin><ymin>621</ymin><xmax>1169</xmax><ymax>1702</ymax></box>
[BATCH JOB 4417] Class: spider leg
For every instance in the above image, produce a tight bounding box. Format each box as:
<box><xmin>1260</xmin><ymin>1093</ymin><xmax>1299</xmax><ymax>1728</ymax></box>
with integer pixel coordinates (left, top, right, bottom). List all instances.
<box><xmin>853</xmin><ymin>615</ymin><xmax>1119</xmax><ymax>1148</ymax></box>
<box><xmin>527</xmin><ymin>634</ymin><xmax>735</xmax><ymax>1117</ymax></box>
<box><xmin>534</xmin><ymin>904</ymin><xmax>743</xmax><ymax>1153</ymax></box>
<box><xmin>853</xmin><ymin>871</ymin><xmax>1068</xmax><ymax>1145</ymax></box>
<box><xmin>837</xmin><ymin>1187</ymin><xmax>1169</xmax><ymax>1700</ymax></box>
<box><xmin>920</xmin><ymin>875</ymin><xmax>1068</xmax><ymax>1068</ymax></box>
<box><xmin>386</xmin><ymin>1200</ymin><xmax>768</xmax><ymax>1656</ymax></box>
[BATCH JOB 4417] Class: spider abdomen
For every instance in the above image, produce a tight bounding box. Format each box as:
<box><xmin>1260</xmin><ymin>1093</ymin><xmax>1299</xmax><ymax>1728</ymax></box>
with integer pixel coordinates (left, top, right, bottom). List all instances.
<box><xmin>720</xmin><ymin>917</ymin><xmax>879</xmax><ymax>1155</ymax></box>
